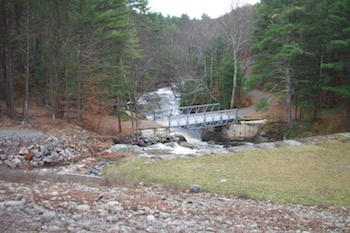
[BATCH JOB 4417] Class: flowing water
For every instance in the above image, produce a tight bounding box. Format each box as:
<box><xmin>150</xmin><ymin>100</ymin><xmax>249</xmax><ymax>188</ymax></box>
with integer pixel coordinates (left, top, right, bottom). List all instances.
<box><xmin>138</xmin><ymin>85</ymin><xmax>222</xmax><ymax>150</ymax></box>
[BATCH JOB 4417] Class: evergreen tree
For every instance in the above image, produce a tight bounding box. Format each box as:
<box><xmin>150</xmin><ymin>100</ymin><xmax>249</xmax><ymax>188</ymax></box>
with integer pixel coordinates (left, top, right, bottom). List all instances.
<box><xmin>291</xmin><ymin>0</ymin><xmax>331</xmax><ymax>119</ymax></box>
<box><xmin>251</xmin><ymin>0</ymin><xmax>304</xmax><ymax>129</ymax></box>
<box><xmin>322</xmin><ymin>0</ymin><xmax>350</xmax><ymax>118</ymax></box>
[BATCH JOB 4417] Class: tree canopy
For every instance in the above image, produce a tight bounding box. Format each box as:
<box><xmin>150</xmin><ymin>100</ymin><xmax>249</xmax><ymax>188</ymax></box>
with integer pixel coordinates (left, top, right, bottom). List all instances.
<box><xmin>0</xmin><ymin>0</ymin><xmax>348</xmax><ymax>134</ymax></box>
<box><xmin>250</xmin><ymin>0</ymin><xmax>350</xmax><ymax>129</ymax></box>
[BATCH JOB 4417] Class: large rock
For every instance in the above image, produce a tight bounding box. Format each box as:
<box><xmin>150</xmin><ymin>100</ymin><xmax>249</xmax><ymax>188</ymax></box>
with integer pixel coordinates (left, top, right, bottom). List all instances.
<box><xmin>202</xmin><ymin>127</ymin><xmax>228</xmax><ymax>143</ymax></box>
<box><xmin>179</xmin><ymin>141</ymin><xmax>195</xmax><ymax>149</ymax></box>
<box><xmin>221</xmin><ymin>119</ymin><xmax>267</xmax><ymax>141</ymax></box>
<box><xmin>202</xmin><ymin>119</ymin><xmax>267</xmax><ymax>143</ymax></box>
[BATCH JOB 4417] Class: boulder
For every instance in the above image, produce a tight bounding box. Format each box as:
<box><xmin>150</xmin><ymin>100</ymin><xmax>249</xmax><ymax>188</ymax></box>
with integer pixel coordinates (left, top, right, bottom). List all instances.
<box><xmin>179</xmin><ymin>141</ymin><xmax>195</xmax><ymax>149</ymax></box>
<box><xmin>174</xmin><ymin>134</ymin><xmax>187</xmax><ymax>142</ymax></box>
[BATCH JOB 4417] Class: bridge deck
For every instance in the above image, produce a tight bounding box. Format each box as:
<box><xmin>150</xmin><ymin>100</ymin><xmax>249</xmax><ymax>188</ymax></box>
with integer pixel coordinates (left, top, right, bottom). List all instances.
<box><xmin>147</xmin><ymin>103</ymin><xmax>238</xmax><ymax>130</ymax></box>
<box><xmin>168</xmin><ymin>109</ymin><xmax>238</xmax><ymax>129</ymax></box>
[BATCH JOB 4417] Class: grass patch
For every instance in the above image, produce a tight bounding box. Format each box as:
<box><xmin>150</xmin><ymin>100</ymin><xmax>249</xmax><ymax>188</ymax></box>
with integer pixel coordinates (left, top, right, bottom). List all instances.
<box><xmin>289</xmin><ymin>118</ymin><xmax>350</xmax><ymax>139</ymax></box>
<box><xmin>120</xmin><ymin>110</ymin><xmax>133</xmax><ymax>121</ymax></box>
<box><xmin>103</xmin><ymin>139</ymin><xmax>350</xmax><ymax>207</ymax></box>
<box><xmin>255</xmin><ymin>98</ymin><xmax>270</xmax><ymax>112</ymax></box>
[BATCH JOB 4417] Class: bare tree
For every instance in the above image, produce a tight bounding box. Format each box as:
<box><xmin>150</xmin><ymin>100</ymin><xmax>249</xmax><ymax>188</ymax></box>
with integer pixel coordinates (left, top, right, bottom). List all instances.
<box><xmin>219</xmin><ymin>2</ymin><xmax>255</xmax><ymax>108</ymax></box>
<box><xmin>175</xmin><ymin>16</ymin><xmax>219</xmax><ymax>104</ymax></box>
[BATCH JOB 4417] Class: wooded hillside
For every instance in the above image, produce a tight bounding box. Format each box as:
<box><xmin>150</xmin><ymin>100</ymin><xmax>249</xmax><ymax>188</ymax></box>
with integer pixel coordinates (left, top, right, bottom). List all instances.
<box><xmin>0</xmin><ymin>0</ymin><xmax>349</xmax><ymax>134</ymax></box>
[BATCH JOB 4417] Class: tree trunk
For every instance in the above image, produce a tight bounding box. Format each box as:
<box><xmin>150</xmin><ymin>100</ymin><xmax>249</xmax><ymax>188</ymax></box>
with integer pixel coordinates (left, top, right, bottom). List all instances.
<box><xmin>77</xmin><ymin>64</ymin><xmax>82</xmax><ymax>126</ymax></box>
<box><xmin>134</xmin><ymin>89</ymin><xmax>139</xmax><ymax>134</ymax></box>
<box><xmin>347</xmin><ymin>74</ymin><xmax>350</xmax><ymax>119</ymax></box>
<box><xmin>129</xmin><ymin>92</ymin><xmax>135</xmax><ymax>139</ymax></box>
<box><xmin>77</xmin><ymin>0</ymin><xmax>84</xmax><ymax>127</ymax></box>
<box><xmin>96</xmin><ymin>111</ymin><xmax>103</xmax><ymax>134</ymax></box>
<box><xmin>4</xmin><ymin>7</ymin><xmax>13</xmax><ymax>115</ymax></box>
<box><xmin>24</xmin><ymin>2</ymin><xmax>30</xmax><ymax>123</ymax></box>
<box><xmin>347</xmin><ymin>99</ymin><xmax>350</xmax><ymax>119</ymax></box>
<box><xmin>49</xmin><ymin>52</ymin><xmax>56</xmax><ymax>122</ymax></box>
<box><xmin>294</xmin><ymin>93</ymin><xmax>298</xmax><ymax>120</ymax></box>
<box><xmin>230</xmin><ymin>49</ymin><xmax>238</xmax><ymax>109</ymax></box>
<box><xmin>117</xmin><ymin>96</ymin><xmax>122</xmax><ymax>133</ymax></box>
<box><xmin>285</xmin><ymin>64</ymin><xmax>294</xmax><ymax>129</ymax></box>
<box><xmin>64</xmin><ymin>63</ymin><xmax>70</xmax><ymax>123</ymax></box>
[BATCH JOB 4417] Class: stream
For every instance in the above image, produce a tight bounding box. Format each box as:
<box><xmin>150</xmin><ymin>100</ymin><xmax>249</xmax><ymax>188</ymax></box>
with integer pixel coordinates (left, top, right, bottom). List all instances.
<box><xmin>138</xmin><ymin>85</ymin><xmax>218</xmax><ymax>148</ymax></box>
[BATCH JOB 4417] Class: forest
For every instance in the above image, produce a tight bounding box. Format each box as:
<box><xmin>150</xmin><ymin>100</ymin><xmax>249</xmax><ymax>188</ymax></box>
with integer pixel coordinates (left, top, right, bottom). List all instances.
<box><xmin>0</xmin><ymin>0</ymin><xmax>349</xmax><ymax>135</ymax></box>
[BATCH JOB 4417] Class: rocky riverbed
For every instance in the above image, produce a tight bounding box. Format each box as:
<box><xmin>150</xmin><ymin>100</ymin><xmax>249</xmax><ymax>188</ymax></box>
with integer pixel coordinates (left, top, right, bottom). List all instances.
<box><xmin>1</xmin><ymin>175</ymin><xmax>349</xmax><ymax>233</ymax></box>
<box><xmin>0</xmin><ymin>126</ymin><xmax>114</xmax><ymax>173</ymax></box>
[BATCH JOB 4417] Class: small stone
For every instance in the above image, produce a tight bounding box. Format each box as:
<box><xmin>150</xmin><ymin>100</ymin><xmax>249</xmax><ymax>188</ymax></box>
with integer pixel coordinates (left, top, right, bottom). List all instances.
<box><xmin>49</xmin><ymin>136</ymin><xmax>59</xmax><ymax>142</ymax></box>
<box><xmin>31</xmin><ymin>161</ymin><xmax>39</xmax><ymax>167</ymax></box>
<box><xmin>106</xmin><ymin>216</ymin><xmax>118</xmax><ymax>223</ymax></box>
<box><xmin>42</xmin><ymin>145</ymin><xmax>50</xmax><ymax>156</ymax></box>
<box><xmin>24</xmin><ymin>153</ymin><xmax>33</xmax><ymax>161</ymax></box>
<box><xmin>33</xmin><ymin>151</ymin><xmax>41</xmax><ymax>158</ymax></box>
<box><xmin>108</xmin><ymin>225</ymin><xmax>132</xmax><ymax>233</ymax></box>
<box><xmin>56</xmin><ymin>143</ymin><xmax>65</xmax><ymax>152</ymax></box>
<box><xmin>51</xmin><ymin>151</ymin><xmax>59</xmax><ymax>160</ymax></box>
<box><xmin>16</xmin><ymin>194</ymin><xmax>24</xmax><ymax>200</ymax></box>
<box><xmin>41</xmin><ymin>211</ymin><xmax>56</xmax><ymax>221</ymax></box>
<box><xmin>72</xmin><ymin>214</ymin><xmax>82</xmax><ymax>221</ymax></box>
<box><xmin>190</xmin><ymin>185</ymin><xmax>201</xmax><ymax>193</ymax></box>
<box><xmin>147</xmin><ymin>215</ymin><xmax>156</xmax><ymax>221</ymax></box>
<box><xmin>48</xmin><ymin>225</ymin><xmax>61</xmax><ymax>232</ymax></box>
<box><xmin>43</xmin><ymin>156</ymin><xmax>53</xmax><ymax>163</ymax></box>
<box><xmin>0</xmin><ymin>154</ymin><xmax>8</xmax><ymax>160</ymax></box>
<box><xmin>13</xmin><ymin>157</ymin><xmax>22</xmax><ymax>165</ymax></box>
<box><xmin>159</xmin><ymin>212</ymin><xmax>170</xmax><ymax>219</ymax></box>
<box><xmin>76</xmin><ymin>204</ymin><xmax>91</xmax><ymax>211</ymax></box>
<box><xmin>64</xmin><ymin>149</ymin><xmax>72</xmax><ymax>159</ymax></box>
<box><xmin>19</xmin><ymin>147</ymin><xmax>29</xmax><ymax>155</ymax></box>
<box><xmin>106</xmin><ymin>201</ymin><xmax>119</xmax><ymax>206</ymax></box>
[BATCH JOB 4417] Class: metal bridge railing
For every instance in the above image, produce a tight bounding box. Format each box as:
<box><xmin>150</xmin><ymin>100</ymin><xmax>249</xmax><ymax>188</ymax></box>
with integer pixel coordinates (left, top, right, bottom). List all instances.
<box><xmin>151</xmin><ymin>103</ymin><xmax>221</xmax><ymax>120</ymax></box>
<box><xmin>168</xmin><ymin>109</ymin><xmax>238</xmax><ymax>129</ymax></box>
<box><xmin>177</xmin><ymin>103</ymin><xmax>220</xmax><ymax>115</ymax></box>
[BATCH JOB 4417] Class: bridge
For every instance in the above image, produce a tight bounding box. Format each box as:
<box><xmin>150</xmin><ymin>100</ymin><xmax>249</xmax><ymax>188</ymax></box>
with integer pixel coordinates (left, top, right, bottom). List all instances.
<box><xmin>168</xmin><ymin>109</ymin><xmax>238</xmax><ymax>130</ymax></box>
<box><xmin>152</xmin><ymin>103</ymin><xmax>238</xmax><ymax>130</ymax></box>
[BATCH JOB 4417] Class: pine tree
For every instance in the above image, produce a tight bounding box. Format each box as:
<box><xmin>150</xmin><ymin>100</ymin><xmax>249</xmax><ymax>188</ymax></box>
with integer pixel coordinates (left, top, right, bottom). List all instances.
<box><xmin>322</xmin><ymin>0</ymin><xmax>350</xmax><ymax>118</ymax></box>
<box><xmin>251</xmin><ymin>0</ymin><xmax>304</xmax><ymax>130</ymax></box>
<box><xmin>291</xmin><ymin>0</ymin><xmax>331</xmax><ymax>119</ymax></box>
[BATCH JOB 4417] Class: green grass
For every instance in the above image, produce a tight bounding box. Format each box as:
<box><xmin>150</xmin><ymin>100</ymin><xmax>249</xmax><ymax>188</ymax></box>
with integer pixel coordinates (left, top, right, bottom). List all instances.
<box><xmin>255</xmin><ymin>98</ymin><xmax>270</xmax><ymax>112</ymax></box>
<box><xmin>120</xmin><ymin>110</ymin><xmax>133</xmax><ymax>121</ymax></box>
<box><xmin>103</xmin><ymin>139</ymin><xmax>350</xmax><ymax>207</ymax></box>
